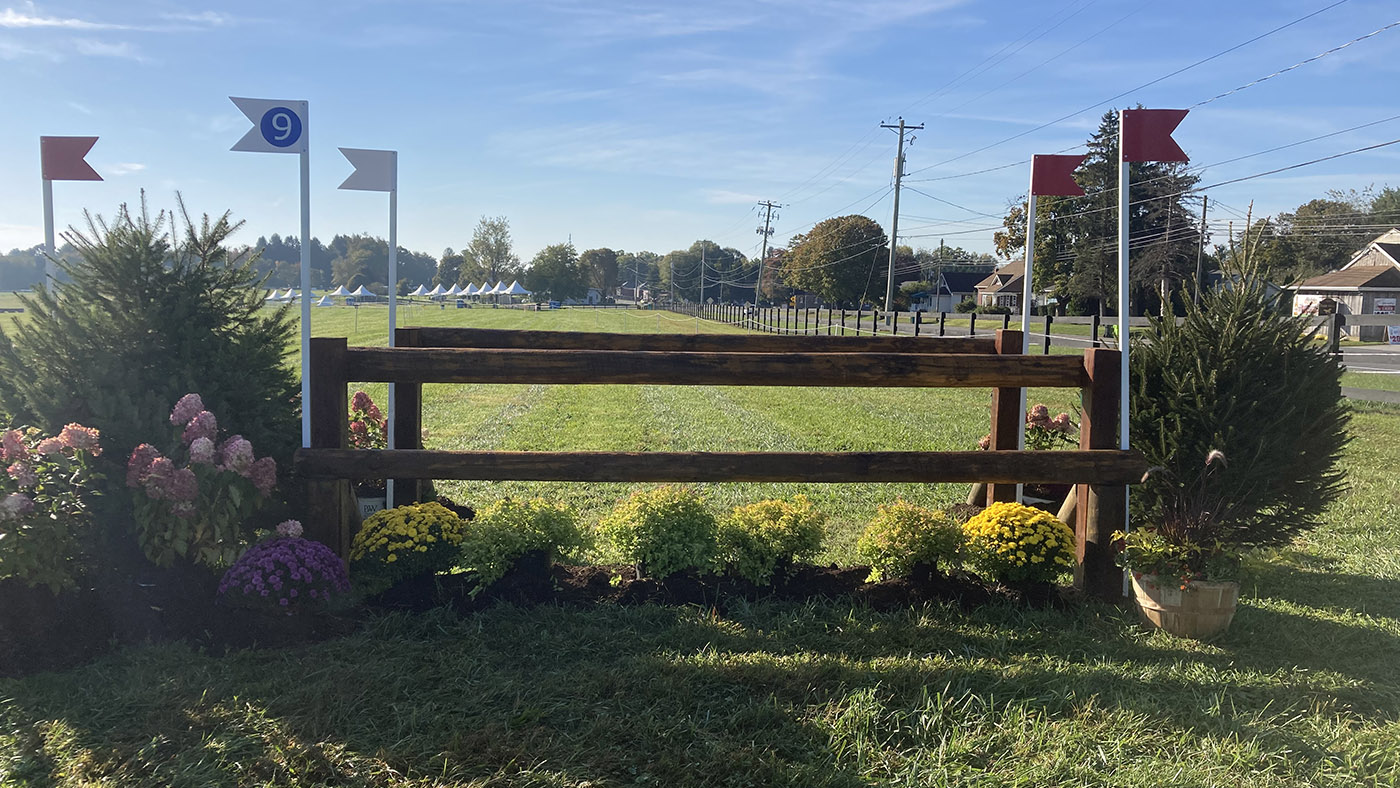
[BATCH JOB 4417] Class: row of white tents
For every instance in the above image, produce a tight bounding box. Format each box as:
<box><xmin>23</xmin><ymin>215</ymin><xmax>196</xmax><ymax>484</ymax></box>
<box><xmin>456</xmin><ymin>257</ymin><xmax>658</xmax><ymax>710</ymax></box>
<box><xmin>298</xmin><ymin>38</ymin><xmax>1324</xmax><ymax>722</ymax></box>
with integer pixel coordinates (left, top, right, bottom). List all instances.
<box><xmin>408</xmin><ymin>280</ymin><xmax>531</xmax><ymax>298</ymax></box>
<box><xmin>263</xmin><ymin>280</ymin><xmax>533</xmax><ymax>305</ymax></box>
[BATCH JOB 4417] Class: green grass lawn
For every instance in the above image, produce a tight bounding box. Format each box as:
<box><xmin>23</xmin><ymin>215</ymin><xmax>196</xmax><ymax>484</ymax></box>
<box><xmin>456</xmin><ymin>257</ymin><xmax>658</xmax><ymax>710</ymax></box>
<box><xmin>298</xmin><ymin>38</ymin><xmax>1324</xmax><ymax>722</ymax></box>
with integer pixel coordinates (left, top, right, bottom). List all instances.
<box><xmin>2</xmin><ymin>306</ymin><xmax>1398</xmax><ymax>787</ymax></box>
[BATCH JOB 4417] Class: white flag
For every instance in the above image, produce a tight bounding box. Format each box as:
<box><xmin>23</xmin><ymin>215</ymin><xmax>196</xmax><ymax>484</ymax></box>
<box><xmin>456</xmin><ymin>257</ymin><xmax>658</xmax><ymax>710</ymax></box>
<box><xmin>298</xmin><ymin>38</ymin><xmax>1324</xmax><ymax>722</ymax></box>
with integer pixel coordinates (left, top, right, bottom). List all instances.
<box><xmin>338</xmin><ymin>148</ymin><xmax>397</xmax><ymax>192</ymax></box>
<box><xmin>230</xmin><ymin>97</ymin><xmax>308</xmax><ymax>154</ymax></box>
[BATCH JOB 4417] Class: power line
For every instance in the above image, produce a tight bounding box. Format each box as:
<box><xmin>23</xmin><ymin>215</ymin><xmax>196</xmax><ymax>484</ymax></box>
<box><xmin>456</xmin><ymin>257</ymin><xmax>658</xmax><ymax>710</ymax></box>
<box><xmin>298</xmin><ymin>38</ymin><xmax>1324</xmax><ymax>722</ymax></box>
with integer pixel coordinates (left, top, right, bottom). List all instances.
<box><xmin>903</xmin><ymin>0</ymin><xmax>1355</xmax><ymax>178</ymax></box>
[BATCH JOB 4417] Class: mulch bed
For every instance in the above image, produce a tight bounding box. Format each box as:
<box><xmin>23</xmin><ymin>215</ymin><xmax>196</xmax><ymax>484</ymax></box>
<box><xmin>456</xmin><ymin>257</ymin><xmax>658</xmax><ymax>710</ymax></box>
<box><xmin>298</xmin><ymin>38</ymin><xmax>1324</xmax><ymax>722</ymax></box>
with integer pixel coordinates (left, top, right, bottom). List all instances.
<box><xmin>1</xmin><ymin>549</ymin><xmax>1062</xmax><ymax>679</ymax></box>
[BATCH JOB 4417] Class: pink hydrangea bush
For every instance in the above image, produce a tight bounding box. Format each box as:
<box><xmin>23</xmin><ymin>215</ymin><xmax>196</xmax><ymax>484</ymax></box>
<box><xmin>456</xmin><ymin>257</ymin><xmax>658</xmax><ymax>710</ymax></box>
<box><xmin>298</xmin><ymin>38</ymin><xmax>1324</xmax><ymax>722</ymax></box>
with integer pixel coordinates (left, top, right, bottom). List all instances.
<box><xmin>127</xmin><ymin>393</ymin><xmax>280</xmax><ymax>567</ymax></box>
<box><xmin>217</xmin><ymin>521</ymin><xmax>350</xmax><ymax>614</ymax></box>
<box><xmin>0</xmin><ymin>423</ymin><xmax>103</xmax><ymax>591</ymax></box>
<box><xmin>977</xmin><ymin>404</ymin><xmax>1079</xmax><ymax>451</ymax></box>
<box><xmin>348</xmin><ymin>390</ymin><xmax>387</xmax><ymax>450</ymax></box>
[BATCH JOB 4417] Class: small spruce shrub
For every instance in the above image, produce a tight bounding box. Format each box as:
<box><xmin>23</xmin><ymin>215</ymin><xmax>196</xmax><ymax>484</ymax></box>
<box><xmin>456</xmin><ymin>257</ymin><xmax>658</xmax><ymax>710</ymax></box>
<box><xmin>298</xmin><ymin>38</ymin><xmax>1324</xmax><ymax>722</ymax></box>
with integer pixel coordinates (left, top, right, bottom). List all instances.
<box><xmin>961</xmin><ymin>501</ymin><xmax>1075</xmax><ymax>585</ymax></box>
<box><xmin>1129</xmin><ymin>258</ymin><xmax>1349</xmax><ymax>549</ymax></box>
<box><xmin>0</xmin><ymin>200</ymin><xmax>299</xmax><ymax>478</ymax></box>
<box><xmin>460</xmin><ymin>498</ymin><xmax>581</xmax><ymax>590</ymax></box>
<box><xmin>597</xmin><ymin>485</ymin><xmax>716</xmax><ymax>579</ymax></box>
<box><xmin>350</xmin><ymin>501</ymin><xmax>467</xmax><ymax>593</ymax></box>
<box><xmin>217</xmin><ymin>520</ymin><xmax>350</xmax><ymax>613</ymax></box>
<box><xmin>855</xmin><ymin>500</ymin><xmax>962</xmax><ymax>582</ymax></box>
<box><xmin>717</xmin><ymin>495</ymin><xmax>826</xmax><ymax>585</ymax></box>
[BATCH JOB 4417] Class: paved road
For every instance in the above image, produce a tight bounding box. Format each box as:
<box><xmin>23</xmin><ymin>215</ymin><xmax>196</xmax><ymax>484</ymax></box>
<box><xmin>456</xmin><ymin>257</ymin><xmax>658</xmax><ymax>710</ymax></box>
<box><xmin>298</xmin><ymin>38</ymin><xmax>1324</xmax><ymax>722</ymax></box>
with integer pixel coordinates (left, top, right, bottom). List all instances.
<box><xmin>1340</xmin><ymin>345</ymin><xmax>1400</xmax><ymax>375</ymax></box>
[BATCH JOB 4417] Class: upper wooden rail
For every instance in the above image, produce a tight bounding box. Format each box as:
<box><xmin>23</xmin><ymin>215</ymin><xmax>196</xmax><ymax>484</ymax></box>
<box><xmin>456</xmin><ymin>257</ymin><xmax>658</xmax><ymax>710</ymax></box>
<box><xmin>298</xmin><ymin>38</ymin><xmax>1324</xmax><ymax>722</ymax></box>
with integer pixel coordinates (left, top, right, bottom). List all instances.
<box><xmin>343</xmin><ymin>347</ymin><xmax>1085</xmax><ymax>388</ymax></box>
<box><xmin>402</xmin><ymin>326</ymin><xmax>999</xmax><ymax>354</ymax></box>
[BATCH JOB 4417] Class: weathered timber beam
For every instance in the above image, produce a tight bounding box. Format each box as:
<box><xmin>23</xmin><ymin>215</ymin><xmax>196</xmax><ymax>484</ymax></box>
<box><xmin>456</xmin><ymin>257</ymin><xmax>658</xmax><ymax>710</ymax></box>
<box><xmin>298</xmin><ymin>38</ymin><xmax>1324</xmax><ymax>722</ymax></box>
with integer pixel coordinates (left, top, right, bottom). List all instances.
<box><xmin>294</xmin><ymin>449</ymin><xmax>1147</xmax><ymax>485</ymax></box>
<box><xmin>343</xmin><ymin>347</ymin><xmax>1085</xmax><ymax>388</ymax></box>
<box><xmin>404</xmin><ymin>327</ymin><xmax>998</xmax><ymax>355</ymax></box>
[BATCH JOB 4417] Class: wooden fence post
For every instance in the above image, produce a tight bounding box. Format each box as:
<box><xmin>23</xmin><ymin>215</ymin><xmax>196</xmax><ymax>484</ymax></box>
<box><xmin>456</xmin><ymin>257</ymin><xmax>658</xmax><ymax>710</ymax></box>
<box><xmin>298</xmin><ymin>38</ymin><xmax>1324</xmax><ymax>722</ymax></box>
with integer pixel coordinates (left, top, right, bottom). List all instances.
<box><xmin>1092</xmin><ymin>314</ymin><xmax>1101</xmax><ymax>348</ymax></box>
<box><xmin>840</xmin><ymin>309</ymin><xmax>847</xmax><ymax>336</ymax></box>
<box><xmin>1076</xmin><ymin>347</ymin><xmax>1126</xmax><ymax>600</ymax></box>
<box><xmin>306</xmin><ymin>337</ymin><xmax>354</xmax><ymax>559</ymax></box>
<box><xmin>939</xmin><ymin>311</ymin><xmax>946</xmax><ymax>336</ymax></box>
<box><xmin>393</xmin><ymin>328</ymin><xmax>425</xmax><ymax>505</ymax></box>
<box><xmin>913</xmin><ymin>310</ymin><xmax>921</xmax><ymax>337</ymax></box>
<box><xmin>969</xmin><ymin>312</ymin><xmax>977</xmax><ymax>337</ymax></box>
<box><xmin>986</xmin><ymin>329</ymin><xmax>1024</xmax><ymax>503</ymax></box>
<box><xmin>1043</xmin><ymin>314</ymin><xmax>1053</xmax><ymax>355</ymax></box>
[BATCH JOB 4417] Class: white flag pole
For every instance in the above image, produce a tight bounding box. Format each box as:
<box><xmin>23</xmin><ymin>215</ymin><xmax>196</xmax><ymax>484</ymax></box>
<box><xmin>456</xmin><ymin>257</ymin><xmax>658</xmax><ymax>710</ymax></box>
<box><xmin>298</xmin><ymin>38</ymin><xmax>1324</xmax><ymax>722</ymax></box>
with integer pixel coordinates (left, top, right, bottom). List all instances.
<box><xmin>1018</xmin><ymin>172</ymin><xmax>1037</xmax><ymax>503</ymax></box>
<box><xmin>386</xmin><ymin>177</ymin><xmax>398</xmax><ymax>509</ymax></box>
<box><xmin>41</xmin><ymin>178</ymin><xmax>55</xmax><ymax>294</ymax></box>
<box><xmin>1116</xmin><ymin>110</ymin><xmax>1130</xmax><ymax>455</ymax></box>
<box><xmin>299</xmin><ymin>143</ymin><xmax>312</xmax><ymax>449</ymax></box>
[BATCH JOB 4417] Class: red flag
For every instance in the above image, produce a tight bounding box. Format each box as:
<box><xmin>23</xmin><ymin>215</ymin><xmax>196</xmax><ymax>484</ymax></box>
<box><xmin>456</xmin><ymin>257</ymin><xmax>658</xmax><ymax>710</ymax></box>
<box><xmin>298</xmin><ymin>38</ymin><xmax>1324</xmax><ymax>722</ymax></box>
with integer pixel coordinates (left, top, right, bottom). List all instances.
<box><xmin>1030</xmin><ymin>154</ymin><xmax>1086</xmax><ymax>196</ymax></box>
<box><xmin>1121</xmin><ymin>109</ymin><xmax>1189</xmax><ymax>163</ymax></box>
<box><xmin>40</xmin><ymin>136</ymin><xmax>102</xmax><ymax>181</ymax></box>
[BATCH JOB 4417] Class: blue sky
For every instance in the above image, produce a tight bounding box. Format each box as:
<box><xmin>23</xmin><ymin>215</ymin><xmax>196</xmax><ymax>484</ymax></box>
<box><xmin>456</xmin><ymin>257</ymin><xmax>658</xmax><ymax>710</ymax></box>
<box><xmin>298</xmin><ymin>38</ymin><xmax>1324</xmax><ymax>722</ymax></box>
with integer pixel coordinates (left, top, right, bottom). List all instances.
<box><xmin>3</xmin><ymin>0</ymin><xmax>1399</xmax><ymax>266</ymax></box>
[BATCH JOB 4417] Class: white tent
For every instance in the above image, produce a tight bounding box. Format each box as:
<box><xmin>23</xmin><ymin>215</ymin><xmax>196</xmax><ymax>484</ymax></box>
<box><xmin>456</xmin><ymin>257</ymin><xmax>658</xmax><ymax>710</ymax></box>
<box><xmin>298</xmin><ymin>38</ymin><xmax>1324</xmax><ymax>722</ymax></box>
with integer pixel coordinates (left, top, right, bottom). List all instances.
<box><xmin>427</xmin><ymin>283</ymin><xmax>447</xmax><ymax>297</ymax></box>
<box><xmin>409</xmin><ymin>284</ymin><xmax>429</xmax><ymax>296</ymax></box>
<box><xmin>351</xmin><ymin>285</ymin><xmax>373</xmax><ymax>297</ymax></box>
<box><xmin>329</xmin><ymin>285</ymin><xmax>352</xmax><ymax>297</ymax></box>
<box><xmin>316</xmin><ymin>295</ymin><xmax>335</xmax><ymax>306</ymax></box>
<box><xmin>476</xmin><ymin>282</ymin><xmax>490</xmax><ymax>295</ymax></box>
<box><xmin>463</xmin><ymin>282</ymin><xmax>479</xmax><ymax>296</ymax></box>
<box><xmin>445</xmin><ymin>284</ymin><xmax>463</xmax><ymax>297</ymax></box>
<box><xmin>503</xmin><ymin>280</ymin><xmax>530</xmax><ymax>295</ymax></box>
<box><xmin>264</xmin><ymin>290</ymin><xmax>281</xmax><ymax>302</ymax></box>
<box><xmin>280</xmin><ymin>288</ymin><xmax>297</xmax><ymax>300</ymax></box>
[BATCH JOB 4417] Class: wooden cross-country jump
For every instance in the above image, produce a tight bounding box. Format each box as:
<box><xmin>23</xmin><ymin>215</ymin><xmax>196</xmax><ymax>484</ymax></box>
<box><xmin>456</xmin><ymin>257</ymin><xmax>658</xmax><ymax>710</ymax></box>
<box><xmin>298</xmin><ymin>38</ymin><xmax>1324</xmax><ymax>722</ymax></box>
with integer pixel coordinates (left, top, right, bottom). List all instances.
<box><xmin>294</xmin><ymin>326</ymin><xmax>1140</xmax><ymax>599</ymax></box>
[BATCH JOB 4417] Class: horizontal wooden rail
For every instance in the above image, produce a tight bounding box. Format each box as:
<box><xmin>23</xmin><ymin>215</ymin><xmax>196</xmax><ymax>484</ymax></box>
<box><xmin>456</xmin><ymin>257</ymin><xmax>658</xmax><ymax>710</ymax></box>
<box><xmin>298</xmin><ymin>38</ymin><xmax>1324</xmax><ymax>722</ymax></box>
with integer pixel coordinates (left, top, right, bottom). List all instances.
<box><xmin>403</xmin><ymin>327</ymin><xmax>999</xmax><ymax>354</ymax></box>
<box><xmin>295</xmin><ymin>448</ymin><xmax>1146</xmax><ymax>485</ymax></box>
<box><xmin>343</xmin><ymin>347</ymin><xmax>1086</xmax><ymax>388</ymax></box>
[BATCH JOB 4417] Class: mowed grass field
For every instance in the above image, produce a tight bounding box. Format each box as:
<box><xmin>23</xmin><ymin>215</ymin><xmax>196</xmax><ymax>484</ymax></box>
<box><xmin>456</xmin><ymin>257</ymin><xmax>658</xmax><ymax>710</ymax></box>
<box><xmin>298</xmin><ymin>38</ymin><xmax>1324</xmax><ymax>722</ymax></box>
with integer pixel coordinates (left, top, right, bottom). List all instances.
<box><xmin>1</xmin><ymin>303</ymin><xmax>1399</xmax><ymax>787</ymax></box>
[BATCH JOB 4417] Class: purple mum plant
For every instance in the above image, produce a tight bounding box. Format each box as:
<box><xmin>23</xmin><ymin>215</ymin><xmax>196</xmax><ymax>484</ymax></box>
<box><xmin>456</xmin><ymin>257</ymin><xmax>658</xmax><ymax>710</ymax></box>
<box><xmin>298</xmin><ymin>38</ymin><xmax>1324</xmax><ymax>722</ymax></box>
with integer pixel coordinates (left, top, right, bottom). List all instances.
<box><xmin>218</xmin><ymin>520</ymin><xmax>350</xmax><ymax>614</ymax></box>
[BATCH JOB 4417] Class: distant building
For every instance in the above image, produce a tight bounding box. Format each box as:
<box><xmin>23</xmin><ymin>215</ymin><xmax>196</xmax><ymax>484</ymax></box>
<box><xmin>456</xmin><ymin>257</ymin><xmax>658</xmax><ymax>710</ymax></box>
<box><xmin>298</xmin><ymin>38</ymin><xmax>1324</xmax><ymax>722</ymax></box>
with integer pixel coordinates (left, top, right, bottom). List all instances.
<box><xmin>912</xmin><ymin>271</ymin><xmax>985</xmax><ymax>311</ymax></box>
<box><xmin>1290</xmin><ymin>229</ymin><xmax>1400</xmax><ymax>341</ymax></box>
<box><xmin>975</xmin><ymin>260</ymin><xmax>1025</xmax><ymax>310</ymax></box>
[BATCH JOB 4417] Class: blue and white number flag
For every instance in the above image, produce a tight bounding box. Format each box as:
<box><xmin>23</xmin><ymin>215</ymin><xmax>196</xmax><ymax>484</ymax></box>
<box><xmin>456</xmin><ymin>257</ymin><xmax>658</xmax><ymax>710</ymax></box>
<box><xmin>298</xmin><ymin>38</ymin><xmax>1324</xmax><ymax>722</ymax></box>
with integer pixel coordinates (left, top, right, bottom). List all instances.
<box><xmin>230</xmin><ymin>97</ymin><xmax>309</xmax><ymax>154</ymax></box>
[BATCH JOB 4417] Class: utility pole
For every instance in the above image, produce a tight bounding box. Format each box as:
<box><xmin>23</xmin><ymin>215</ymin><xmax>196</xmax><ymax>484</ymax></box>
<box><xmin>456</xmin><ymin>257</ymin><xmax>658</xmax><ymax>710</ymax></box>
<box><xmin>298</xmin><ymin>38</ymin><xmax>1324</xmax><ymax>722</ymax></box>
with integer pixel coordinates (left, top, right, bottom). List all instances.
<box><xmin>755</xmin><ymin>200</ymin><xmax>779</xmax><ymax>310</ymax></box>
<box><xmin>699</xmin><ymin>245</ymin><xmax>705</xmax><ymax>306</ymax></box>
<box><xmin>1194</xmin><ymin>195</ymin><xmax>1208</xmax><ymax>306</ymax></box>
<box><xmin>882</xmin><ymin>118</ymin><xmax>923</xmax><ymax>319</ymax></box>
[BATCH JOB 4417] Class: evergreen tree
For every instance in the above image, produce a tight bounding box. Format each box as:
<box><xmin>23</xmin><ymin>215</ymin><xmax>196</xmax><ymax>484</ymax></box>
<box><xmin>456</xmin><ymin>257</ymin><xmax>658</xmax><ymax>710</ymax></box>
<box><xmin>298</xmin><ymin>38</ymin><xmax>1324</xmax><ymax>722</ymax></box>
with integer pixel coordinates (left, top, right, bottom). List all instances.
<box><xmin>0</xmin><ymin>197</ymin><xmax>300</xmax><ymax>472</ymax></box>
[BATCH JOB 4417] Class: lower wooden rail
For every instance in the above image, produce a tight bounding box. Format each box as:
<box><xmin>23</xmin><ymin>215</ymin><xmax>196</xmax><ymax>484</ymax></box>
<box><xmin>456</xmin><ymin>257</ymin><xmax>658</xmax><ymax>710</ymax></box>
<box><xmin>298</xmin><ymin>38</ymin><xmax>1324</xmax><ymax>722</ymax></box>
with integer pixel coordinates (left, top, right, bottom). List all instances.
<box><xmin>295</xmin><ymin>449</ymin><xmax>1147</xmax><ymax>485</ymax></box>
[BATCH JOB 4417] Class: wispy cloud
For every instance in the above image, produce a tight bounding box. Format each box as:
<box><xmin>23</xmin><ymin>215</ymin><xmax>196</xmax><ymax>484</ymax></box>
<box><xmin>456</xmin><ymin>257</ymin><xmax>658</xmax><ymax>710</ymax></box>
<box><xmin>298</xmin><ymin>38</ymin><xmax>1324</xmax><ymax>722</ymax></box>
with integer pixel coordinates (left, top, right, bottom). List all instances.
<box><xmin>702</xmin><ymin>188</ymin><xmax>763</xmax><ymax>205</ymax></box>
<box><xmin>0</xmin><ymin>4</ymin><xmax>130</xmax><ymax>30</ymax></box>
<box><xmin>72</xmin><ymin>38</ymin><xmax>145</xmax><ymax>61</ymax></box>
<box><xmin>105</xmin><ymin>162</ymin><xmax>146</xmax><ymax>176</ymax></box>
<box><xmin>159</xmin><ymin>10</ymin><xmax>234</xmax><ymax>27</ymax></box>
<box><xmin>66</xmin><ymin>100</ymin><xmax>93</xmax><ymax>114</ymax></box>
<box><xmin>0</xmin><ymin>35</ymin><xmax>56</xmax><ymax>59</ymax></box>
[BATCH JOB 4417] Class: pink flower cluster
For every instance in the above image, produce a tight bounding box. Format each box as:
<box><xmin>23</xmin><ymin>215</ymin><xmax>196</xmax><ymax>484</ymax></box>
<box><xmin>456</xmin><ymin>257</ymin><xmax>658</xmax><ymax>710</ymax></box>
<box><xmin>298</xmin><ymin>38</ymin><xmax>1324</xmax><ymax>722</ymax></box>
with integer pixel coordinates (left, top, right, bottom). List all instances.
<box><xmin>977</xmin><ymin>405</ymin><xmax>1078</xmax><ymax>451</ymax></box>
<box><xmin>348</xmin><ymin>390</ymin><xmax>388</xmax><ymax>450</ymax></box>
<box><xmin>0</xmin><ymin>491</ymin><xmax>34</xmax><ymax>521</ymax></box>
<box><xmin>1</xmin><ymin>423</ymin><xmax>102</xmax><ymax>496</ymax></box>
<box><xmin>127</xmin><ymin>394</ymin><xmax>281</xmax><ymax>513</ymax></box>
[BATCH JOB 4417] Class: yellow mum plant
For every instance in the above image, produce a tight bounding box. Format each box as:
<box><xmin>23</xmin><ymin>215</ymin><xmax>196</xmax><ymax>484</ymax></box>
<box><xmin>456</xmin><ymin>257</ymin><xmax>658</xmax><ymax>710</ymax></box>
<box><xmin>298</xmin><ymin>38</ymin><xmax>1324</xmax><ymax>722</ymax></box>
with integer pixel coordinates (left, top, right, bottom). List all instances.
<box><xmin>961</xmin><ymin>501</ymin><xmax>1075</xmax><ymax>584</ymax></box>
<box><xmin>350</xmin><ymin>501</ymin><xmax>467</xmax><ymax>592</ymax></box>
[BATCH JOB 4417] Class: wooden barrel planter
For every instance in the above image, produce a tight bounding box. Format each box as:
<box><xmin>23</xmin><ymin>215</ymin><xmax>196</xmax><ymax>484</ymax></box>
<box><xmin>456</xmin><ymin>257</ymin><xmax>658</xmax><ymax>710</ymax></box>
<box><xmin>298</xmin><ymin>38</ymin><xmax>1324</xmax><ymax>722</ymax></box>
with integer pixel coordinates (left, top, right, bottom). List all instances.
<box><xmin>1130</xmin><ymin>573</ymin><xmax>1240</xmax><ymax>639</ymax></box>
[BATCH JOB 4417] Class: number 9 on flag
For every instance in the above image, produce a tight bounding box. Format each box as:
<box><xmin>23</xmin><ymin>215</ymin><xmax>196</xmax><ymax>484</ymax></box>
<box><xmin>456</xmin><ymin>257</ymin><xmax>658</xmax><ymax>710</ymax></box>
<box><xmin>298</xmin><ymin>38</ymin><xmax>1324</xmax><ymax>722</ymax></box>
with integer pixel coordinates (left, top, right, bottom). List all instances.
<box><xmin>230</xmin><ymin>97</ymin><xmax>308</xmax><ymax>154</ymax></box>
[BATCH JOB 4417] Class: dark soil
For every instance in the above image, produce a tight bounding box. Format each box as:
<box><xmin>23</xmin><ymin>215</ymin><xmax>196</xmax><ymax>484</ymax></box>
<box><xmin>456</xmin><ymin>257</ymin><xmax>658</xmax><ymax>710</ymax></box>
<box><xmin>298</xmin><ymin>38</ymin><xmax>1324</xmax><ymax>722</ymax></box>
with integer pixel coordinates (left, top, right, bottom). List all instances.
<box><xmin>2</xmin><ymin>546</ymin><xmax>1065</xmax><ymax>678</ymax></box>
